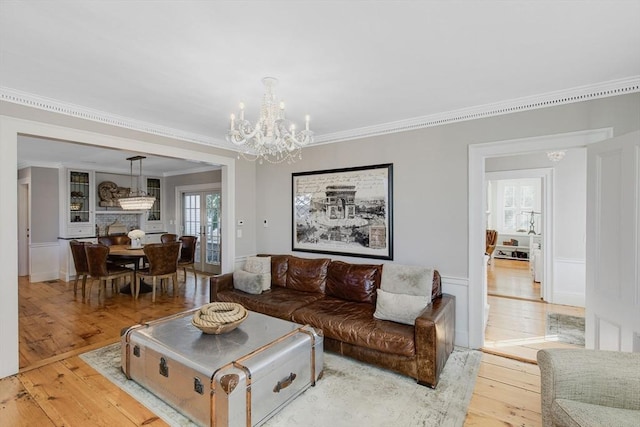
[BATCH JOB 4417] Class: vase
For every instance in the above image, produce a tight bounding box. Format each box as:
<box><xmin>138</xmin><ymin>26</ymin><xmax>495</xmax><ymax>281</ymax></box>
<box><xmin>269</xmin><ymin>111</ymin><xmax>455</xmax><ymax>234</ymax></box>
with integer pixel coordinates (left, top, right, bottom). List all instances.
<box><xmin>131</xmin><ymin>238</ymin><xmax>142</xmax><ymax>248</ymax></box>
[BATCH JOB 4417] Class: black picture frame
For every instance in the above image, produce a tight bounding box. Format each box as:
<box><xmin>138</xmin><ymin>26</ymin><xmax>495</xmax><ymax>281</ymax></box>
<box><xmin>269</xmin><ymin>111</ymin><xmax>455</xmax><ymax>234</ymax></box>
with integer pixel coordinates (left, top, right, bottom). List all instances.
<box><xmin>292</xmin><ymin>163</ymin><xmax>393</xmax><ymax>260</ymax></box>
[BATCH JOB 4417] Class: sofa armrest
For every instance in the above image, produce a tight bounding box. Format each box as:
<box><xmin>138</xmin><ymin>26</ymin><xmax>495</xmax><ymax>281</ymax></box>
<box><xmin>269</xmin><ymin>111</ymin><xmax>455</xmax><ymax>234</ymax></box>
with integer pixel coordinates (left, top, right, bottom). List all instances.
<box><xmin>414</xmin><ymin>294</ymin><xmax>455</xmax><ymax>388</ymax></box>
<box><xmin>537</xmin><ymin>349</ymin><xmax>640</xmax><ymax>426</ymax></box>
<box><xmin>209</xmin><ymin>273</ymin><xmax>234</xmax><ymax>302</ymax></box>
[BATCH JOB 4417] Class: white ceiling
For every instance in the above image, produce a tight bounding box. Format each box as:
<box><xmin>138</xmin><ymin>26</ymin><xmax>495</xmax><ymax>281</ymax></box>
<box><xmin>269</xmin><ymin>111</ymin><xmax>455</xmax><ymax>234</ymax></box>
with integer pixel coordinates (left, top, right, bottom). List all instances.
<box><xmin>2</xmin><ymin>1</ymin><xmax>639</xmax><ymax>171</ymax></box>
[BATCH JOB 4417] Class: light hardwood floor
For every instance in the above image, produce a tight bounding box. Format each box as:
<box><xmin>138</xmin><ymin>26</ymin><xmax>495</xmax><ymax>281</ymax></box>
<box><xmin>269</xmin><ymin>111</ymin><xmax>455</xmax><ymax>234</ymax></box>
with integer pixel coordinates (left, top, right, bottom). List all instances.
<box><xmin>2</xmin><ymin>268</ymin><xmax>583</xmax><ymax>426</ymax></box>
<box><xmin>465</xmin><ymin>259</ymin><xmax>584</xmax><ymax>426</ymax></box>
<box><xmin>488</xmin><ymin>257</ymin><xmax>540</xmax><ymax>301</ymax></box>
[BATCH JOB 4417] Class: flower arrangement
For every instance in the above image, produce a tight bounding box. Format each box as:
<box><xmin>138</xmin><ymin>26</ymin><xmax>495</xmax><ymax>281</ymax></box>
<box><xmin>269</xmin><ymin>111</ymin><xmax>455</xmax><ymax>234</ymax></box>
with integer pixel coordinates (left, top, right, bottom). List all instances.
<box><xmin>128</xmin><ymin>229</ymin><xmax>145</xmax><ymax>248</ymax></box>
<box><xmin>128</xmin><ymin>229</ymin><xmax>146</xmax><ymax>240</ymax></box>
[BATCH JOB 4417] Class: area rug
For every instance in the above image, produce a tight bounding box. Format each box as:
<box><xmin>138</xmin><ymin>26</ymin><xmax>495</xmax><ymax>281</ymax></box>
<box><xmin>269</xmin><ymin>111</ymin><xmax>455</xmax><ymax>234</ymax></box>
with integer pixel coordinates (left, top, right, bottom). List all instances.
<box><xmin>546</xmin><ymin>312</ymin><xmax>585</xmax><ymax>346</ymax></box>
<box><xmin>81</xmin><ymin>343</ymin><xmax>481</xmax><ymax>427</ymax></box>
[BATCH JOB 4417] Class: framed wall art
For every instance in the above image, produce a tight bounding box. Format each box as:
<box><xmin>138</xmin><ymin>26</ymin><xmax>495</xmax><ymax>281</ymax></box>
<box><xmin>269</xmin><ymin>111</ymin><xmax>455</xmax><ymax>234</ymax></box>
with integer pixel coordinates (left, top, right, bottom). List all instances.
<box><xmin>292</xmin><ymin>163</ymin><xmax>393</xmax><ymax>260</ymax></box>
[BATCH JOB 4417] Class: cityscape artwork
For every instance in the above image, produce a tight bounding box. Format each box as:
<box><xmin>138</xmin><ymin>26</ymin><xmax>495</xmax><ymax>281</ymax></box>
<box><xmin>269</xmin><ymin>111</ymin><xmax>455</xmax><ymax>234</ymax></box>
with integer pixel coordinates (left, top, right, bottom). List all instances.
<box><xmin>292</xmin><ymin>164</ymin><xmax>393</xmax><ymax>259</ymax></box>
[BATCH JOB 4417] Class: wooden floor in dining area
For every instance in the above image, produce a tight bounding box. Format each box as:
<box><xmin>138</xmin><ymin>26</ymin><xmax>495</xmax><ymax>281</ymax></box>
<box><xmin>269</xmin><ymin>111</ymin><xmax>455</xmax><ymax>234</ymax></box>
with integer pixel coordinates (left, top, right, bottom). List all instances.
<box><xmin>4</xmin><ymin>265</ymin><xmax>583</xmax><ymax>426</ymax></box>
<box><xmin>17</xmin><ymin>273</ymin><xmax>211</xmax><ymax>371</ymax></box>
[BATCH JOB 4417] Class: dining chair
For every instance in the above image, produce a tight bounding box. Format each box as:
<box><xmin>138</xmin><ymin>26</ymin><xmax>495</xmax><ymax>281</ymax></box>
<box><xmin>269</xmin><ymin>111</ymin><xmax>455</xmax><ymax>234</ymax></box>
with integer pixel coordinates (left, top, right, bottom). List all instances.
<box><xmin>98</xmin><ymin>234</ymin><xmax>140</xmax><ymax>268</ymax></box>
<box><xmin>137</xmin><ymin>242</ymin><xmax>181</xmax><ymax>302</ymax></box>
<box><xmin>84</xmin><ymin>244</ymin><xmax>134</xmax><ymax>301</ymax></box>
<box><xmin>69</xmin><ymin>240</ymin><xmax>90</xmax><ymax>298</ymax></box>
<box><xmin>98</xmin><ymin>235</ymin><xmax>131</xmax><ymax>246</ymax></box>
<box><xmin>178</xmin><ymin>235</ymin><xmax>198</xmax><ymax>283</ymax></box>
<box><xmin>160</xmin><ymin>233</ymin><xmax>178</xmax><ymax>243</ymax></box>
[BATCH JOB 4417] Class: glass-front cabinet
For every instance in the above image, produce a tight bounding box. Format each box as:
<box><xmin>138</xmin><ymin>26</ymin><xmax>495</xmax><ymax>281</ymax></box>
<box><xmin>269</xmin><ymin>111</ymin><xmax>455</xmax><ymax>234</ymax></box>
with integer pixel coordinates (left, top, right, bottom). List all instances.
<box><xmin>61</xmin><ymin>168</ymin><xmax>95</xmax><ymax>237</ymax></box>
<box><xmin>69</xmin><ymin>171</ymin><xmax>91</xmax><ymax>224</ymax></box>
<box><xmin>142</xmin><ymin>176</ymin><xmax>164</xmax><ymax>234</ymax></box>
<box><xmin>146</xmin><ymin>177</ymin><xmax>161</xmax><ymax>222</ymax></box>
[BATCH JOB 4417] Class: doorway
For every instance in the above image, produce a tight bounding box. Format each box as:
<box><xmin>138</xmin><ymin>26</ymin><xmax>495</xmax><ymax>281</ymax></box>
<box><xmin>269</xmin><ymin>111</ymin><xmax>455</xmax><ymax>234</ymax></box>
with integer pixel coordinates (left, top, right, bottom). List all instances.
<box><xmin>468</xmin><ymin>128</ymin><xmax>612</xmax><ymax>349</ymax></box>
<box><xmin>181</xmin><ymin>189</ymin><xmax>222</xmax><ymax>275</ymax></box>
<box><xmin>486</xmin><ymin>171</ymin><xmax>547</xmax><ymax>302</ymax></box>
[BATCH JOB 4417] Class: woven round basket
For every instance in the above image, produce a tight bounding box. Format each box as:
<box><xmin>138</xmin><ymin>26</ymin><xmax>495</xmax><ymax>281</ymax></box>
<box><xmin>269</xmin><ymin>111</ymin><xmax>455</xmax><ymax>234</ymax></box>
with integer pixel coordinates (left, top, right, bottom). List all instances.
<box><xmin>192</xmin><ymin>302</ymin><xmax>248</xmax><ymax>334</ymax></box>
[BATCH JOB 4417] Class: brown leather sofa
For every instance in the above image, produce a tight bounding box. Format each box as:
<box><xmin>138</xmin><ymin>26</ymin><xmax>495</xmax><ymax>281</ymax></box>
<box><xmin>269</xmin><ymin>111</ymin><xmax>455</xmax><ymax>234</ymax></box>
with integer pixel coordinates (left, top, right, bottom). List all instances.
<box><xmin>209</xmin><ymin>254</ymin><xmax>455</xmax><ymax>388</ymax></box>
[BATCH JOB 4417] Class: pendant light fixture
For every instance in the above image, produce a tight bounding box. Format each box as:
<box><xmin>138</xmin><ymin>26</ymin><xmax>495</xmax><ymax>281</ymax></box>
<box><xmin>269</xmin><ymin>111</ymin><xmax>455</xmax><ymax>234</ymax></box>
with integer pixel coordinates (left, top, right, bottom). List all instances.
<box><xmin>118</xmin><ymin>155</ymin><xmax>156</xmax><ymax>210</ymax></box>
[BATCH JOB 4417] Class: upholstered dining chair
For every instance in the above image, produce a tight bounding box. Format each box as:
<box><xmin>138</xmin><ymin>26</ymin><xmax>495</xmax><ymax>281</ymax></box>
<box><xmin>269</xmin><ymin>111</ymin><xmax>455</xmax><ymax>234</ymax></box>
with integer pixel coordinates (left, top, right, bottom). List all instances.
<box><xmin>69</xmin><ymin>240</ymin><xmax>90</xmax><ymax>298</ymax></box>
<box><xmin>178</xmin><ymin>235</ymin><xmax>198</xmax><ymax>283</ymax></box>
<box><xmin>98</xmin><ymin>235</ymin><xmax>131</xmax><ymax>246</ymax></box>
<box><xmin>160</xmin><ymin>233</ymin><xmax>178</xmax><ymax>243</ymax></box>
<box><xmin>84</xmin><ymin>244</ymin><xmax>134</xmax><ymax>301</ymax></box>
<box><xmin>137</xmin><ymin>242</ymin><xmax>181</xmax><ymax>302</ymax></box>
<box><xmin>98</xmin><ymin>234</ymin><xmax>140</xmax><ymax>268</ymax></box>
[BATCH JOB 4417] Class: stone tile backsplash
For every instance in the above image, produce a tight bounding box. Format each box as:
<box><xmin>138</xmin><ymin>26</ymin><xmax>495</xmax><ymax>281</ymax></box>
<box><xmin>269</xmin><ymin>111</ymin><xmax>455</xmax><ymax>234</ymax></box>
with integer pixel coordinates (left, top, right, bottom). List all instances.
<box><xmin>96</xmin><ymin>214</ymin><xmax>140</xmax><ymax>236</ymax></box>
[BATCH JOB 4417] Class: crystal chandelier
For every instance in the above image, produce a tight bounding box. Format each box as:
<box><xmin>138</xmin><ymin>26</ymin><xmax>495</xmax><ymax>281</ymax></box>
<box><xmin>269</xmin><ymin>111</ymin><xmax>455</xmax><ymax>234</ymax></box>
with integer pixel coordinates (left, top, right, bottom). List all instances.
<box><xmin>226</xmin><ymin>77</ymin><xmax>313</xmax><ymax>164</ymax></box>
<box><xmin>118</xmin><ymin>156</ymin><xmax>156</xmax><ymax>210</ymax></box>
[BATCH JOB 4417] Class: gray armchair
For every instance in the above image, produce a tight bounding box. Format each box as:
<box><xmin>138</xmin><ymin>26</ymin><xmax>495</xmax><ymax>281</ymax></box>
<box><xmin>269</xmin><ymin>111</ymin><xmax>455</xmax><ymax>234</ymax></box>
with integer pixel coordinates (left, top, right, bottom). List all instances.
<box><xmin>537</xmin><ymin>348</ymin><xmax>640</xmax><ymax>427</ymax></box>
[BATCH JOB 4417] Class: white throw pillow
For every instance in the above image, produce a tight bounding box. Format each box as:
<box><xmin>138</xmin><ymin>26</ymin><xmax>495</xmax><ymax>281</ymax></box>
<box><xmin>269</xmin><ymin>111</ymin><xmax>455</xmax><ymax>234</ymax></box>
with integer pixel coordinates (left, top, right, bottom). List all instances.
<box><xmin>233</xmin><ymin>270</ymin><xmax>270</xmax><ymax>295</ymax></box>
<box><xmin>373</xmin><ymin>289</ymin><xmax>430</xmax><ymax>325</ymax></box>
<box><xmin>244</xmin><ymin>256</ymin><xmax>271</xmax><ymax>291</ymax></box>
<box><xmin>380</xmin><ymin>263</ymin><xmax>434</xmax><ymax>298</ymax></box>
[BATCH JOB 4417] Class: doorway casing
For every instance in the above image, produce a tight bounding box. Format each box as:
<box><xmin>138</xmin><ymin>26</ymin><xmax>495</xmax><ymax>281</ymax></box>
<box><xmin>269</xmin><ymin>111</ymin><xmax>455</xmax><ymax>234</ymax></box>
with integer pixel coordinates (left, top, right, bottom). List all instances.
<box><xmin>468</xmin><ymin>128</ymin><xmax>613</xmax><ymax>349</ymax></box>
<box><xmin>0</xmin><ymin>115</ymin><xmax>237</xmax><ymax>378</ymax></box>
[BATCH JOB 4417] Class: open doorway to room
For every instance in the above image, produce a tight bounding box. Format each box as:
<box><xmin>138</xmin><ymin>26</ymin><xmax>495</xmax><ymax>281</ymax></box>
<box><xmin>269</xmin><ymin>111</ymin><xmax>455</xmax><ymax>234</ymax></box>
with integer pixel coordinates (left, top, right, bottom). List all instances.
<box><xmin>481</xmin><ymin>149</ymin><xmax>588</xmax><ymax>362</ymax></box>
<box><xmin>11</xmin><ymin>128</ymin><xmax>235</xmax><ymax>372</ymax></box>
<box><xmin>486</xmin><ymin>173</ymin><xmax>544</xmax><ymax>302</ymax></box>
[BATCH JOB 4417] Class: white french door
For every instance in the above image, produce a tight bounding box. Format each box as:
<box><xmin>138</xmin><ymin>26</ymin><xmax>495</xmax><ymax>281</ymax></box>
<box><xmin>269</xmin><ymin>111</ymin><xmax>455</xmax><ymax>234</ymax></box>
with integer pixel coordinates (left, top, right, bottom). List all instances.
<box><xmin>585</xmin><ymin>130</ymin><xmax>640</xmax><ymax>351</ymax></box>
<box><xmin>182</xmin><ymin>190</ymin><xmax>221</xmax><ymax>275</ymax></box>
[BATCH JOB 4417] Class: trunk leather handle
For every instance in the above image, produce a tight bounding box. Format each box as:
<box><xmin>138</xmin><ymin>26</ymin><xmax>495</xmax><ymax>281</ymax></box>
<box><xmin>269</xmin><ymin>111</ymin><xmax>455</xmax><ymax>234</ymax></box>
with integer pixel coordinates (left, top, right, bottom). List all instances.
<box><xmin>273</xmin><ymin>372</ymin><xmax>296</xmax><ymax>393</ymax></box>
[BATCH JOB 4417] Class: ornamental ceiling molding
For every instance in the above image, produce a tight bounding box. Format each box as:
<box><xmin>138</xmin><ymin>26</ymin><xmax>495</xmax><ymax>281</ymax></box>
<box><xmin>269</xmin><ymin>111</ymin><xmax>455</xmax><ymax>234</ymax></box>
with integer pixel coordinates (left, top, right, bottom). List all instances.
<box><xmin>1</xmin><ymin>76</ymin><xmax>638</xmax><ymax>148</ymax></box>
<box><xmin>313</xmin><ymin>76</ymin><xmax>640</xmax><ymax>145</ymax></box>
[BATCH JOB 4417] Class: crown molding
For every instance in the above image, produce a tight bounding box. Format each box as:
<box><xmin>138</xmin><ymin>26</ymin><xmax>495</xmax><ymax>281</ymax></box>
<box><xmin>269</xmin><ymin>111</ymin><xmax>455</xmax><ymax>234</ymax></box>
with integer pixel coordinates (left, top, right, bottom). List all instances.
<box><xmin>0</xmin><ymin>87</ymin><xmax>230</xmax><ymax>149</ymax></box>
<box><xmin>3</xmin><ymin>76</ymin><xmax>639</xmax><ymax>150</ymax></box>
<box><xmin>314</xmin><ymin>76</ymin><xmax>640</xmax><ymax>144</ymax></box>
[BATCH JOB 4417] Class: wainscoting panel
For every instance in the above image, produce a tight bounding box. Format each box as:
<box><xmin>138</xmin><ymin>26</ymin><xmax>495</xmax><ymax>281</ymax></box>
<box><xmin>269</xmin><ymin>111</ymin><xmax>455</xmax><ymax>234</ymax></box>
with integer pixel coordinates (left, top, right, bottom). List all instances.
<box><xmin>30</xmin><ymin>242</ymin><xmax>60</xmax><ymax>282</ymax></box>
<box><xmin>595</xmin><ymin>315</ymin><xmax>622</xmax><ymax>351</ymax></box>
<box><xmin>441</xmin><ymin>275</ymin><xmax>470</xmax><ymax>348</ymax></box>
<box><xmin>553</xmin><ymin>258</ymin><xmax>586</xmax><ymax>307</ymax></box>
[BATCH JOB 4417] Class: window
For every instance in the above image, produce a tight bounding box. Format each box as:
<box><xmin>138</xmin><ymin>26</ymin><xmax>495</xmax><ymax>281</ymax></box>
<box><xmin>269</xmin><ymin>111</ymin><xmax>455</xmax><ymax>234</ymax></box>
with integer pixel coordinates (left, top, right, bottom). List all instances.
<box><xmin>495</xmin><ymin>179</ymin><xmax>541</xmax><ymax>233</ymax></box>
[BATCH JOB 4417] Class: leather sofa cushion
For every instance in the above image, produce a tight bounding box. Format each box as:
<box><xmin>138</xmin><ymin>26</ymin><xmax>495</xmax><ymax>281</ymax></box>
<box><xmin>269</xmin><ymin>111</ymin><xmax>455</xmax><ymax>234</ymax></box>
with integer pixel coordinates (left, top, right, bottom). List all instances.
<box><xmin>216</xmin><ymin>286</ymin><xmax>324</xmax><ymax>320</ymax></box>
<box><xmin>269</xmin><ymin>255</ymin><xmax>289</xmax><ymax>287</ymax></box>
<box><xmin>291</xmin><ymin>297</ymin><xmax>415</xmax><ymax>357</ymax></box>
<box><xmin>286</xmin><ymin>256</ymin><xmax>331</xmax><ymax>293</ymax></box>
<box><xmin>326</xmin><ymin>261</ymin><xmax>381</xmax><ymax>304</ymax></box>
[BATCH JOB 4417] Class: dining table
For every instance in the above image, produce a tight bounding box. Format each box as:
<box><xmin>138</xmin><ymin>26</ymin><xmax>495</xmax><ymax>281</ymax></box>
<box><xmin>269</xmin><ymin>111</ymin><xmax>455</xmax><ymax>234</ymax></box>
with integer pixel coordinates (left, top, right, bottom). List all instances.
<box><xmin>107</xmin><ymin>245</ymin><xmax>152</xmax><ymax>294</ymax></box>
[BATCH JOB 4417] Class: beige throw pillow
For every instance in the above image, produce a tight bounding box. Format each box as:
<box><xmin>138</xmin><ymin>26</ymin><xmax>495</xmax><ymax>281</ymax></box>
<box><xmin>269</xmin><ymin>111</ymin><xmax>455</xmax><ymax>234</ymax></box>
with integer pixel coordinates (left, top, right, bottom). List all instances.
<box><xmin>233</xmin><ymin>270</ymin><xmax>269</xmax><ymax>295</ymax></box>
<box><xmin>373</xmin><ymin>289</ymin><xmax>430</xmax><ymax>325</ymax></box>
<box><xmin>380</xmin><ymin>263</ymin><xmax>434</xmax><ymax>297</ymax></box>
<box><xmin>374</xmin><ymin>263</ymin><xmax>434</xmax><ymax>325</ymax></box>
<box><xmin>244</xmin><ymin>256</ymin><xmax>271</xmax><ymax>291</ymax></box>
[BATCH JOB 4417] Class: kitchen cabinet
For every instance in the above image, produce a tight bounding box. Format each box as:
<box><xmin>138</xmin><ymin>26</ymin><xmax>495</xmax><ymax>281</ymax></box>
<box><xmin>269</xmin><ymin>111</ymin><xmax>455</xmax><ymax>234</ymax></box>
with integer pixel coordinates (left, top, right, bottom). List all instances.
<box><xmin>61</xmin><ymin>169</ymin><xmax>95</xmax><ymax>238</ymax></box>
<box><xmin>145</xmin><ymin>177</ymin><xmax>162</xmax><ymax>222</ymax></box>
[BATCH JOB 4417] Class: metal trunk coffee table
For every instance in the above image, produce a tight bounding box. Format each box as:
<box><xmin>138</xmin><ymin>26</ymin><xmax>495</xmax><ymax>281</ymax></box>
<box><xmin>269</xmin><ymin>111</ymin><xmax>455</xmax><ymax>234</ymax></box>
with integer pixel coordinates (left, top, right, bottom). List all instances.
<box><xmin>121</xmin><ymin>309</ymin><xmax>324</xmax><ymax>427</ymax></box>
